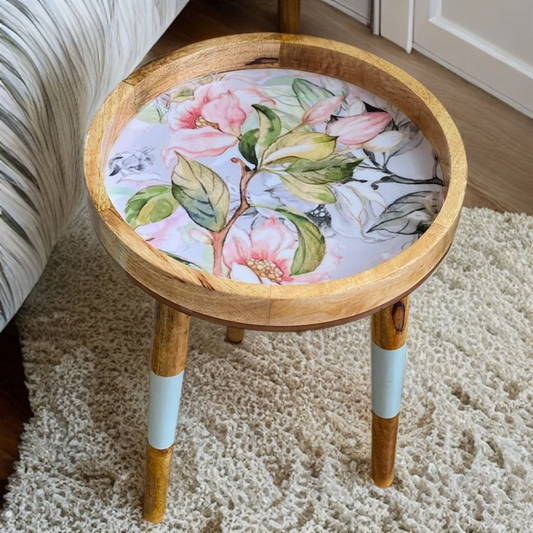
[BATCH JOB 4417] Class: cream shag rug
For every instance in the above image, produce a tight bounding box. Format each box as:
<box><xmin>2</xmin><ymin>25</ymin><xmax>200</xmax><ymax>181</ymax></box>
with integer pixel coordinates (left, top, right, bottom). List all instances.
<box><xmin>2</xmin><ymin>206</ymin><xmax>533</xmax><ymax>532</ymax></box>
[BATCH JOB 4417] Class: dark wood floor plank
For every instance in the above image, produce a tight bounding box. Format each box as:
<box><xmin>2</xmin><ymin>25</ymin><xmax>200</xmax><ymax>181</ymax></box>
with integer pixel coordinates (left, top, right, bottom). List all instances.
<box><xmin>0</xmin><ymin>320</ymin><xmax>32</xmax><ymax>505</ymax></box>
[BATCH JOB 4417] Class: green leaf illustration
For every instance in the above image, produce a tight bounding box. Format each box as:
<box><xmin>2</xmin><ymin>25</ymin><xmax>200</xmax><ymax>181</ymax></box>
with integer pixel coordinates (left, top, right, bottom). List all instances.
<box><xmin>275</xmin><ymin>207</ymin><xmax>326</xmax><ymax>276</ymax></box>
<box><xmin>262</xmin><ymin>132</ymin><xmax>336</xmax><ymax>165</ymax></box>
<box><xmin>238</xmin><ymin>129</ymin><xmax>259</xmax><ymax>167</ymax></box>
<box><xmin>367</xmin><ymin>191</ymin><xmax>437</xmax><ymax>235</ymax></box>
<box><xmin>238</xmin><ymin>202</ymin><xmax>327</xmax><ymax>275</ymax></box>
<box><xmin>252</xmin><ymin>104</ymin><xmax>282</xmax><ymax>156</ymax></box>
<box><xmin>162</xmin><ymin>251</ymin><xmax>205</xmax><ymax>271</ymax></box>
<box><xmin>170</xmin><ymin>87</ymin><xmax>194</xmax><ymax>103</ymax></box>
<box><xmin>280</xmin><ymin>174</ymin><xmax>336</xmax><ymax>204</ymax></box>
<box><xmin>285</xmin><ymin>155</ymin><xmax>365</xmax><ymax>185</ymax></box>
<box><xmin>171</xmin><ymin>152</ymin><xmax>230</xmax><ymax>232</ymax></box>
<box><xmin>292</xmin><ymin>78</ymin><xmax>334</xmax><ymax>110</ymax></box>
<box><xmin>136</xmin><ymin>104</ymin><xmax>166</xmax><ymax>124</ymax></box>
<box><xmin>125</xmin><ymin>185</ymin><xmax>179</xmax><ymax>229</ymax></box>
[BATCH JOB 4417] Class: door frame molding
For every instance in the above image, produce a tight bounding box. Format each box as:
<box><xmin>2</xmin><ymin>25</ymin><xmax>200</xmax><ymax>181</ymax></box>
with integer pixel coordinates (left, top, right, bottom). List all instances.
<box><xmin>376</xmin><ymin>0</ymin><xmax>414</xmax><ymax>52</ymax></box>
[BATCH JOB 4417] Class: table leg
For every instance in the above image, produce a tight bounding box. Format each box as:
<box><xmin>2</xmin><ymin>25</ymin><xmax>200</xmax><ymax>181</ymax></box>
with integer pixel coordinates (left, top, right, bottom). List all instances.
<box><xmin>225</xmin><ymin>327</ymin><xmax>245</xmax><ymax>344</ymax></box>
<box><xmin>370</xmin><ymin>296</ymin><xmax>409</xmax><ymax>488</ymax></box>
<box><xmin>278</xmin><ymin>0</ymin><xmax>301</xmax><ymax>33</ymax></box>
<box><xmin>143</xmin><ymin>303</ymin><xmax>190</xmax><ymax>523</ymax></box>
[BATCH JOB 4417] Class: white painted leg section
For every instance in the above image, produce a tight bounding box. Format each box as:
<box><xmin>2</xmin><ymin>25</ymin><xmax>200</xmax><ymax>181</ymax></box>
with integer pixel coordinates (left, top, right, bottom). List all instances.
<box><xmin>371</xmin><ymin>342</ymin><xmax>407</xmax><ymax>419</ymax></box>
<box><xmin>148</xmin><ymin>371</ymin><xmax>184</xmax><ymax>450</ymax></box>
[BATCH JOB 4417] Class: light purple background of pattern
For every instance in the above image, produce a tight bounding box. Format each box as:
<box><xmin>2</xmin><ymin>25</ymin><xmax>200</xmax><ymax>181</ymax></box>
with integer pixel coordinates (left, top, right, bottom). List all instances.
<box><xmin>105</xmin><ymin>68</ymin><xmax>444</xmax><ymax>284</ymax></box>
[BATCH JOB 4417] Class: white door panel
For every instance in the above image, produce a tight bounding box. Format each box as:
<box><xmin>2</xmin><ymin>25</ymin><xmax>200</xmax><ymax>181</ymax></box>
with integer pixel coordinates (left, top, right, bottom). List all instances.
<box><xmin>413</xmin><ymin>0</ymin><xmax>533</xmax><ymax>117</ymax></box>
<box><xmin>440</xmin><ymin>0</ymin><xmax>533</xmax><ymax>64</ymax></box>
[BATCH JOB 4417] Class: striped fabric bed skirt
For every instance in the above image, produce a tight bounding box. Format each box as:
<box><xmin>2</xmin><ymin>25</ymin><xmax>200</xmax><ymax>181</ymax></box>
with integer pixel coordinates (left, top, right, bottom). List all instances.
<box><xmin>0</xmin><ymin>0</ymin><xmax>187</xmax><ymax>330</ymax></box>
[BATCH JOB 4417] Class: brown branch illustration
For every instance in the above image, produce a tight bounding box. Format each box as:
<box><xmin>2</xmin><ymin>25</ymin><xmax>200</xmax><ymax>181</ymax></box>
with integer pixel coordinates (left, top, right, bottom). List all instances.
<box><xmin>211</xmin><ymin>158</ymin><xmax>256</xmax><ymax>276</ymax></box>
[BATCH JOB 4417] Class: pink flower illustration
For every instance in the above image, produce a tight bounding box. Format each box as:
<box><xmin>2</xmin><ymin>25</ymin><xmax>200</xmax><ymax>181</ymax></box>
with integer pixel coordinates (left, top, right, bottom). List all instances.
<box><xmin>163</xmin><ymin>80</ymin><xmax>273</xmax><ymax>166</ymax></box>
<box><xmin>223</xmin><ymin>217</ymin><xmax>340</xmax><ymax>284</ymax></box>
<box><xmin>302</xmin><ymin>95</ymin><xmax>344</xmax><ymax>125</ymax></box>
<box><xmin>136</xmin><ymin>207</ymin><xmax>190</xmax><ymax>252</ymax></box>
<box><xmin>326</xmin><ymin>112</ymin><xmax>391</xmax><ymax>147</ymax></box>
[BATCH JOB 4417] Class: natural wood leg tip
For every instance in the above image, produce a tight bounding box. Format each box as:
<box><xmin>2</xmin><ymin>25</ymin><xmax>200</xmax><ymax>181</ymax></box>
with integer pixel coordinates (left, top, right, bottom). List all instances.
<box><xmin>371</xmin><ymin>412</ymin><xmax>399</xmax><ymax>491</ymax></box>
<box><xmin>143</xmin><ymin>444</ymin><xmax>173</xmax><ymax>524</ymax></box>
<box><xmin>372</xmin><ymin>473</ymin><xmax>394</xmax><ymax>488</ymax></box>
<box><xmin>225</xmin><ymin>327</ymin><xmax>244</xmax><ymax>344</ymax></box>
<box><xmin>224</xmin><ymin>336</ymin><xmax>242</xmax><ymax>344</ymax></box>
<box><xmin>142</xmin><ymin>511</ymin><xmax>164</xmax><ymax>524</ymax></box>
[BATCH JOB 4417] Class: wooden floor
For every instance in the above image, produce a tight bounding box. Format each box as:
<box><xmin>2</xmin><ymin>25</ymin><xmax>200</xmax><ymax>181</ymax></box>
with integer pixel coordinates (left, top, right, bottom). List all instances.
<box><xmin>1</xmin><ymin>0</ymin><xmax>532</xmax><ymax>507</ymax></box>
<box><xmin>0</xmin><ymin>322</ymin><xmax>32</xmax><ymax>505</ymax></box>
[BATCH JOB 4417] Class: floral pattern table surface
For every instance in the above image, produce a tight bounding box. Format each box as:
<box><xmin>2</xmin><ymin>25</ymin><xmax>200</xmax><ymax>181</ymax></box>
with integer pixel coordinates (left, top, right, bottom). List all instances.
<box><xmin>105</xmin><ymin>68</ymin><xmax>445</xmax><ymax>285</ymax></box>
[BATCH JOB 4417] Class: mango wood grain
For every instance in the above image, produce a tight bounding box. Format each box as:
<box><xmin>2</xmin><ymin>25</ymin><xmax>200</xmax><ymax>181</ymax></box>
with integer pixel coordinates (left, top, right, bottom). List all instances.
<box><xmin>372</xmin><ymin>413</ymin><xmax>400</xmax><ymax>488</ymax></box>
<box><xmin>151</xmin><ymin>303</ymin><xmax>190</xmax><ymax>377</ymax></box>
<box><xmin>225</xmin><ymin>327</ymin><xmax>245</xmax><ymax>344</ymax></box>
<box><xmin>143</xmin><ymin>445</ymin><xmax>174</xmax><ymax>523</ymax></box>
<box><xmin>84</xmin><ymin>33</ymin><xmax>467</xmax><ymax>330</ymax></box>
<box><xmin>371</xmin><ymin>298</ymin><xmax>409</xmax><ymax>350</ymax></box>
<box><xmin>118</xmin><ymin>246</ymin><xmax>449</xmax><ymax>333</ymax></box>
<box><xmin>371</xmin><ymin>296</ymin><xmax>409</xmax><ymax>488</ymax></box>
<box><xmin>143</xmin><ymin>303</ymin><xmax>189</xmax><ymax>523</ymax></box>
<box><xmin>279</xmin><ymin>0</ymin><xmax>301</xmax><ymax>33</ymax></box>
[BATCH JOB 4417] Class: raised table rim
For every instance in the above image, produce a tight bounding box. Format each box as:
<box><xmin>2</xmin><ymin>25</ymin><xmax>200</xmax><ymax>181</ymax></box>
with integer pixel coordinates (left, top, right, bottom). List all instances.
<box><xmin>84</xmin><ymin>33</ymin><xmax>467</xmax><ymax>330</ymax></box>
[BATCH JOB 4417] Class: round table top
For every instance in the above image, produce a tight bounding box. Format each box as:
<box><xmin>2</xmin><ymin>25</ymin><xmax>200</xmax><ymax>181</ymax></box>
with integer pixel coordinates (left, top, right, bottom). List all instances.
<box><xmin>85</xmin><ymin>34</ymin><xmax>467</xmax><ymax>330</ymax></box>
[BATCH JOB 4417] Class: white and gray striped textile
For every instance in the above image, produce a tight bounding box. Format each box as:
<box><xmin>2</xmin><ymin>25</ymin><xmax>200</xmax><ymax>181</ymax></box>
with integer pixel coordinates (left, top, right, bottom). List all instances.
<box><xmin>0</xmin><ymin>0</ymin><xmax>187</xmax><ymax>330</ymax></box>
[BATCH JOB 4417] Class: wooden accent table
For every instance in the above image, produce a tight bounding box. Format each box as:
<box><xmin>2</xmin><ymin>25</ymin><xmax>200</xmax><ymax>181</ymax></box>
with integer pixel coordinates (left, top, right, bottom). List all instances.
<box><xmin>84</xmin><ymin>34</ymin><xmax>467</xmax><ymax>523</ymax></box>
